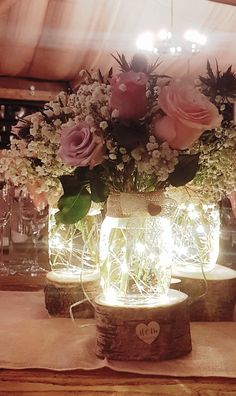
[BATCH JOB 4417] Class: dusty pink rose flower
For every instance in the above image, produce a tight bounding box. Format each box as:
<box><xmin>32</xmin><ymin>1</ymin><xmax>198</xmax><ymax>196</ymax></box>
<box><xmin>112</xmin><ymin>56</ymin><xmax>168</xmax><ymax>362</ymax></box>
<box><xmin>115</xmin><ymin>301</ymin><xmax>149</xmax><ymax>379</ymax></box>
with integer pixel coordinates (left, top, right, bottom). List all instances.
<box><xmin>154</xmin><ymin>80</ymin><xmax>222</xmax><ymax>149</ymax></box>
<box><xmin>110</xmin><ymin>70</ymin><xmax>148</xmax><ymax>120</ymax></box>
<box><xmin>59</xmin><ymin>122</ymin><xmax>104</xmax><ymax>169</ymax></box>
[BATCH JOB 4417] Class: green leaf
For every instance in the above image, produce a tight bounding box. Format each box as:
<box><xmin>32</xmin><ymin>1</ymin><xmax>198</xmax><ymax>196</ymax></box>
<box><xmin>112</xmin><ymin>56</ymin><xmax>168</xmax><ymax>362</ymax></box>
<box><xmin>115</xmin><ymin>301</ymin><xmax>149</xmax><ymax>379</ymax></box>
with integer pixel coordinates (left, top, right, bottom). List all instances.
<box><xmin>168</xmin><ymin>154</ymin><xmax>200</xmax><ymax>187</ymax></box>
<box><xmin>56</xmin><ymin>189</ymin><xmax>91</xmax><ymax>225</ymax></box>
<box><xmin>90</xmin><ymin>168</ymin><xmax>108</xmax><ymax>203</ymax></box>
<box><xmin>74</xmin><ymin>167</ymin><xmax>90</xmax><ymax>182</ymax></box>
<box><xmin>90</xmin><ymin>181</ymin><xmax>108</xmax><ymax>203</ymax></box>
<box><xmin>59</xmin><ymin>174</ymin><xmax>86</xmax><ymax>197</ymax></box>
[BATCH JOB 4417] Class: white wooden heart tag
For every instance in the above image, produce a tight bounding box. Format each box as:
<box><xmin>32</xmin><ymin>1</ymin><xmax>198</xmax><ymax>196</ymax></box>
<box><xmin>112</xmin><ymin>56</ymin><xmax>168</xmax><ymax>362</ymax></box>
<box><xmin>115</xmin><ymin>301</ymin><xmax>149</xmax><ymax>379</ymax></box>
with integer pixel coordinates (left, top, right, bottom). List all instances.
<box><xmin>135</xmin><ymin>321</ymin><xmax>160</xmax><ymax>344</ymax></box>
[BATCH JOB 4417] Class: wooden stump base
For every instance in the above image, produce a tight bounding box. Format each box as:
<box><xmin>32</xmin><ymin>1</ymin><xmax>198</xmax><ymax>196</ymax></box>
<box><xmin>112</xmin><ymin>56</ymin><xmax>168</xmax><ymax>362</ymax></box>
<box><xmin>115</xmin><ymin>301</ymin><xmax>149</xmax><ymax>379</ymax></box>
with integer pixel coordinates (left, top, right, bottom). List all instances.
<box><xmin>44</xmin><ymin>271</ymin><xmax>101</xmax><ymax>318</ymax></box>
<box><xmin>172</xmin><ymin>264</ymin><xmax>236</xmax><ymax>321</ymax></box>
<box><xmin>95</xmin><ymin>289</ymin><xmax>192</xmax><ymax>361</ymax></box>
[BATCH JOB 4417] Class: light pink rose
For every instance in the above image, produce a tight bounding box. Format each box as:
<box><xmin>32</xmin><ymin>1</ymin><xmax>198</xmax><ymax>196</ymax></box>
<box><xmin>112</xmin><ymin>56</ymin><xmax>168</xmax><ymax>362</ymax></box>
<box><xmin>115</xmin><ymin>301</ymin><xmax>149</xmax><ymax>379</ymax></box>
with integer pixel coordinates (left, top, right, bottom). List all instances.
<box><xmin>59</xmin><ymin>122</ymin><xmax>104</xmax><ymax>169</ymax></box>
<box><xmin>110</xmin><ymin>70</ymin><xmax>148</xmax><ymax>120</ymax></box>
<box><xmin>154</xmin><ymin>80</ymin><xmax>222</xmax><ymax>149</ymax></box>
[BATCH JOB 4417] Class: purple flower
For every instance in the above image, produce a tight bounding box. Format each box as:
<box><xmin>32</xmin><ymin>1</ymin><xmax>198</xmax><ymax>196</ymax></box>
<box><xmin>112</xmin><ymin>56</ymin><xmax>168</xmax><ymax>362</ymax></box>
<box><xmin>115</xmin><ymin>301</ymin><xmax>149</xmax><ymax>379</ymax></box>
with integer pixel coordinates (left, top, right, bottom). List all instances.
<box><xmin>59</xmin><ymin>122</ymin><xmax>104</xmax><ymax>169</ymax></box>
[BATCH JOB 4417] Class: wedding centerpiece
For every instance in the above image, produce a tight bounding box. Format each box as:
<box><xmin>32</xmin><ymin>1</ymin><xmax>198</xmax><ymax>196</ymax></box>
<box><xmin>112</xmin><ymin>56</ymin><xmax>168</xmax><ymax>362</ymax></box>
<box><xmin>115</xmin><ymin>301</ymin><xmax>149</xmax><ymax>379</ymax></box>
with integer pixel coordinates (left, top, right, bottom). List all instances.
<box><xmin>1</xmin><ymin>55</ymin><xmax>226</xmax><ymax>296</ymax></box>
<box><xmin>2</xmin><ymin>54</ymin><xmax>235</xmax><ymax>359</ymax></box>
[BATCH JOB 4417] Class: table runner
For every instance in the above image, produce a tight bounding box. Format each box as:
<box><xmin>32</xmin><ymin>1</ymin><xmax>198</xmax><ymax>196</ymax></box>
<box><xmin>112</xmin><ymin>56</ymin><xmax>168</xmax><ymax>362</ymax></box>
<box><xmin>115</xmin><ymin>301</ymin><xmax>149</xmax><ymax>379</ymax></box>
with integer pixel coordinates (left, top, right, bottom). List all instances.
<box><xmin>0</xmin><ymin>290</ymin><xmax>236</xmax><ymax>377</ymax></box>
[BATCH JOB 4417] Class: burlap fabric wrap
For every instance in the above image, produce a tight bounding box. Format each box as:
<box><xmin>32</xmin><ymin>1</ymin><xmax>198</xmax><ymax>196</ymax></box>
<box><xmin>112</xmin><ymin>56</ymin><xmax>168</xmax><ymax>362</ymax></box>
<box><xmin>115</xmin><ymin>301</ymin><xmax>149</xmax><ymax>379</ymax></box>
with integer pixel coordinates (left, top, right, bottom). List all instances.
<box><xmin>106</xmin><ymin>191</ymin><xmax>164</xmax><ymax>218</ymax></box>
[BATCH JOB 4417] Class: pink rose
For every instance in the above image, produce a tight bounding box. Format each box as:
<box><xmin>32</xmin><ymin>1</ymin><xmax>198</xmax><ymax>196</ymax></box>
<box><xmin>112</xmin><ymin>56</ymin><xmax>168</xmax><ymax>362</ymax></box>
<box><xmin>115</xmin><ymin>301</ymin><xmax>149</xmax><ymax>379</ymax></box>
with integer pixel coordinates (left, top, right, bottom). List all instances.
<box><xmin>154</xmin><ymin>80</ymin><xmax>222</xmax><ymax>149</ymax></box>
<box><xmin>110</xmin><ymin>71</ymin><xmax>148</xmax><ymax>120</ymax></box>
<box><xmin>59</xmin><ymin>122</ymin><xmax>104</xmax><ymax>169</ymax></box>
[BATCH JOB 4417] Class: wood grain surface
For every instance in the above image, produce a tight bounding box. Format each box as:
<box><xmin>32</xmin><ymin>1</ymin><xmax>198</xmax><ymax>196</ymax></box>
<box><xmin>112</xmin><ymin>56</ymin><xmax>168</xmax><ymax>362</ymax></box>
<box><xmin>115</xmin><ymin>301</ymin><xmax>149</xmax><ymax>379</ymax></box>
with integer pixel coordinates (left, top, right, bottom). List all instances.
<box><xmin>0</xmin><ymin>368</ymin><xmax>236</xmax><ymax>395</ymax></box>
<box><xmin>0</xmin><ymin>255</ymin><xmax>235</xmax><ymax>395</ymax></box>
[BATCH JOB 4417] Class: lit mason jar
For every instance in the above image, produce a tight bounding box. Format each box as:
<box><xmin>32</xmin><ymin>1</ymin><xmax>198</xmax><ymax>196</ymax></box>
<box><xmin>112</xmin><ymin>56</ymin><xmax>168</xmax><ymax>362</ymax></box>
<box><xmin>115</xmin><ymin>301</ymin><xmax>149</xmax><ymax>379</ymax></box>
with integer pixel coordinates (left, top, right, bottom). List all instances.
<box><xmin>171</xmin><ymin>203</ymin><xmax>220</xmax><ymax>273</ymax></box>
<box><xmin>48</xmin><ymin>207</ymin><xmax>102</xmax><ymax>280</ymax></box>
<box><xmin>99</xmin><ymin>192</ymin><xmax>173</xmax><ymax>306</ymax></box>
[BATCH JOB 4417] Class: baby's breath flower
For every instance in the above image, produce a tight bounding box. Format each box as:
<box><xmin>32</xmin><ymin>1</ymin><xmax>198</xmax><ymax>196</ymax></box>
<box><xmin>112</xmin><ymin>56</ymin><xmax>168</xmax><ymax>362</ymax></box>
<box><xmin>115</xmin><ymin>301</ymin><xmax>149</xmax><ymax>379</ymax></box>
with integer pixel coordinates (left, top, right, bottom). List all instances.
<box><xmin>117</xmin><ymin>163</ymin><xmax>124</xmax><ymax>171</ymax></box>
<box><xmin>119</xmin><ymin>147</ymin><xmax>126</xmax><ymax>154</ymax></box>
<box><xmin>109</xmin><ymin>153</ymin><xmax>117</xmax><ymax>160</ymax></box>
<box><xmin>111</xmin><ymin>109</ymin><xmax>119</xmax><ymax>118</ymax></box>
<box><xmin>122</xmin><ymin>154</ymin><xmax>130</xmax><ymax>163</ymax></box>
<box><xmin>99</xmin><ymin>121</ymin><xmax>108</xmax><ymax>130</ymax></box>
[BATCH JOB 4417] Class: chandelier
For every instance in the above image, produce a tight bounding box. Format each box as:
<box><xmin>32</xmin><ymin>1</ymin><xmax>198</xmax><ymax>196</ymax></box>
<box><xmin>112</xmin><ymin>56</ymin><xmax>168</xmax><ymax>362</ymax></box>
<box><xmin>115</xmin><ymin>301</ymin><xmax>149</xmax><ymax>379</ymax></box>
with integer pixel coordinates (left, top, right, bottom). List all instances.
<box><xmin>136</xmin><ymin>0</ymin><xmax>207</xmax><ymax>56</ymax></box>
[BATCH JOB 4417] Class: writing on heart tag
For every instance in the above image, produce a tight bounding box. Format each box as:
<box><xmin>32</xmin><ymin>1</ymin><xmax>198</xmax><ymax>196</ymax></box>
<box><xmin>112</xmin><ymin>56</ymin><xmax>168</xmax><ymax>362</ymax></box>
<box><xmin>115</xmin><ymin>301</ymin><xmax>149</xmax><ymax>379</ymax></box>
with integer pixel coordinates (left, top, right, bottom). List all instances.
<box><xmin>135</xmin><ymin>321</ymin><xmax>160</xmax><ymax>344</ymax></box>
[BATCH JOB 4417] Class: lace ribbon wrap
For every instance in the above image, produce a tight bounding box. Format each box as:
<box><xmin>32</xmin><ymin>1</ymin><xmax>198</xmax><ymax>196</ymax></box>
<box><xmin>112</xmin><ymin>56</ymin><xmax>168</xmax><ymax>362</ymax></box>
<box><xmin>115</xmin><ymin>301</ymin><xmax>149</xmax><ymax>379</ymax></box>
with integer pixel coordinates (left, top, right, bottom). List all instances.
<box><xmin>106</xmin><ymin>191</ymin><xmax>164</xmax><ymax>218</ymax></box>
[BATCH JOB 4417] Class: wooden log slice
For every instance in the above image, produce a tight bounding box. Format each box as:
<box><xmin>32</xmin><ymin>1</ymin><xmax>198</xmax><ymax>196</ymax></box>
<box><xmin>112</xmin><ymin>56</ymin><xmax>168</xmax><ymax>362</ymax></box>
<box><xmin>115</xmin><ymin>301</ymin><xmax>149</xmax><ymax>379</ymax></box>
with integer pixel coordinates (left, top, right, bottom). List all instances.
<box><xmin>172</xmin><ymin>264</ymin><xmax>236</xmax><ymax>321</ymax></box>
<box><xmin>95</xmin><ymin>290</ymin><xmax>192</xmax><ymax>361</ymax></box>
<box><xmin>44</xmin><ymin>271</ymin><xmax>101</xmax><ymax>318</ymax></box>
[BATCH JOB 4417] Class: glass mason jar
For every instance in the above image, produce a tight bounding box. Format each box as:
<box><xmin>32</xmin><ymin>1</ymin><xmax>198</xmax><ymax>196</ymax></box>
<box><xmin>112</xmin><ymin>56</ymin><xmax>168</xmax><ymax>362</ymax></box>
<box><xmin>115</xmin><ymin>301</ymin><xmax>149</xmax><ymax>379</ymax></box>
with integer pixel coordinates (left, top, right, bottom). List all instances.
<box><xmin>48</xmin><ymin>207</ymin><xmax>102</xmax><ymax>280</ymax></box>
<box><xmin>99</xmin><ymin>192</ymin><xmax>173</xmax><ymax>306</ymax></box>
<box><xmin>171</xmin><ymin>203</ymin><xmax>220</xmax><ymax>273</ymax></box>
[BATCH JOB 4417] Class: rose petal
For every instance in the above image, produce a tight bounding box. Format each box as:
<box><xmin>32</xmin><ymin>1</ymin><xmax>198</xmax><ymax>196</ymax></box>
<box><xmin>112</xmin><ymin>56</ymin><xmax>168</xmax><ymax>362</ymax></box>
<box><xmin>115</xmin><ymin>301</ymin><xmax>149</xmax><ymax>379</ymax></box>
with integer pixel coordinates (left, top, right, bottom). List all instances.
<box><xmin>154</xmin><ymin>116</ymin><xmax>203</xmax><ymax>150</ymax></box>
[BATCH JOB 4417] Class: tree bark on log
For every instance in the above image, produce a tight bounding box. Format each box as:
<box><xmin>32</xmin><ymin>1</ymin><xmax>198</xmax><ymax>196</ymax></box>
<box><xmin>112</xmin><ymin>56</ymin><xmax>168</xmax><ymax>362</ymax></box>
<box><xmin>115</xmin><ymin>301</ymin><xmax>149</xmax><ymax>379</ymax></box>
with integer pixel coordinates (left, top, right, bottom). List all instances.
<box><xmin>171</xmin><ymin>265</ymin><xmax>236</xmax><ymax>321</ymax></box>
<box><xmin>95</xmin><ymin>290</ymin><xmax>192</xmax><ymax>361</ymax></box>
<box><xmin>44</xmin><ymin>271</ymin><xmax>100</xmax><ymax>318</ymax></box>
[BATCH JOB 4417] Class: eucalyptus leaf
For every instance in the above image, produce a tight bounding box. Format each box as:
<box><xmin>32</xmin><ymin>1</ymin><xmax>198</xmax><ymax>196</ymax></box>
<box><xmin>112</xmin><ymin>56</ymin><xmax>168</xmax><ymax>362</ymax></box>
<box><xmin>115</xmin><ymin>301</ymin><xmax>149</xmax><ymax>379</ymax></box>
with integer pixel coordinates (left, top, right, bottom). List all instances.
<box><xmin>57</xmin><ymin>189</ymin><xmax>91</xmax><ymax>224</ymax></box>
<box><xmin>90</xmin><ymin>179</ymin><xmax>108</xmax><ymax>203</ymax></box>
<box><xmin>90</xmin><ymin>166</ymin><xmax>109</xmax><ymax>202</ymax></box>
<box><xmin>168</xmin><ymin>154</ymin><xmax>200</xmax><ymax>187</ymax></box>
<box><xmin>59</xmin><ymin>174</ymin><xmax>86</xmax><ymax>197</ymax></box>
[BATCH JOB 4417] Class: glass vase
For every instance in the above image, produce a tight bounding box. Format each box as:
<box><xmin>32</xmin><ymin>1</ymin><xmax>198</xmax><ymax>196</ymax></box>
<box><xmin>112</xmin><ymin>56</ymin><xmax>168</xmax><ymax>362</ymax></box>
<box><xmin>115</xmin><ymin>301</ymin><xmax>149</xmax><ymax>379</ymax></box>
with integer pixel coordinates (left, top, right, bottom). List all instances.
<box><xmin>99</xmin><ymin>192</ymin><xmax>173</xmax><ymax>306</ymax></box>
<box><xmin>171</xmin><ymin>203</ymin><xmax>220</xmax><ymax>273</ymax></box>
<box><xmin>48</xmin><ymin>207</ymin><xmax>102</xmax><ymax>282</ymax></box>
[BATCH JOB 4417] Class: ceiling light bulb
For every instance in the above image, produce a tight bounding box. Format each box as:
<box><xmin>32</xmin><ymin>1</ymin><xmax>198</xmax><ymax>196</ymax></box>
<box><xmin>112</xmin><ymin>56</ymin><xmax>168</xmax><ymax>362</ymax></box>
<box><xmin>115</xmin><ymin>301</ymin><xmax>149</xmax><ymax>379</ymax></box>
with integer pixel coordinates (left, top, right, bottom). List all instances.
<box><xmin>158</xmin><ymin>29</ymin><xmax>172</xmax><ymax>41</ymax></box>
<box><xmin>198</xmin><ymin>33</ymin><xmax>207</xmax><ymax>46</ymax></box>
<box><xmin>184</xmin><ymin>30</ymin><xmax>207</xmax><ymax>46</ymax></box>
<box><xmin>136</xmin><ymin>31</ymin><xmax>154</xmax><ymax>52</ymax></box>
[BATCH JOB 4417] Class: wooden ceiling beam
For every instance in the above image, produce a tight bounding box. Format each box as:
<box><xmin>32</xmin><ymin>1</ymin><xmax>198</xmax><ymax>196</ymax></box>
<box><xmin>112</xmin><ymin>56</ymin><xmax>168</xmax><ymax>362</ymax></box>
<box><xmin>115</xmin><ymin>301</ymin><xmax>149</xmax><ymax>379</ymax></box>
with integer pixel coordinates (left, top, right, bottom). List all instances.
<box><xmin>0</xmin><ymin>77</ymin><xmax>68</xmax><ymax>102</ymax></box>
<box><xmin>208</xmin><ymin>0</ymin><xmax>236</xmax><ymax>6</ymax></box>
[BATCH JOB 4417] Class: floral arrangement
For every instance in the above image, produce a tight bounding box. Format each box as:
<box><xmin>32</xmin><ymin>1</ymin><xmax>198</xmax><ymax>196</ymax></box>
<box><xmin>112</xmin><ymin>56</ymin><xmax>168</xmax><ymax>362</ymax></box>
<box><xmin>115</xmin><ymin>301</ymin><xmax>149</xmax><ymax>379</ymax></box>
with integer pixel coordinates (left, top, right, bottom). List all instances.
<box><xmin>1</xmin><ymin>54</ymin><xmax>231</xmax><ymax>225</ymax></box>
<box><xmin>191</xmin><ymin>61</ymin><xmax>236</xmax><ymax>203</ymax></box>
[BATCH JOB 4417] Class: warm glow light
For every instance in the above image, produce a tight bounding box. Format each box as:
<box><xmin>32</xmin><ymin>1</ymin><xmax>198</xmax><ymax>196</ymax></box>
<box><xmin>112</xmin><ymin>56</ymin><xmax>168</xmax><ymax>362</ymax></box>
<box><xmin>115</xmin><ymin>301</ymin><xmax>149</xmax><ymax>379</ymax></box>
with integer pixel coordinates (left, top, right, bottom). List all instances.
<box><xmin>136</xmin><ymin>31</ymin><xmax>154</xmax><ymax>52</ymax></box>
<box><xmin>135</xmin><ymin>242</ymin><xmax>145</xmax><ymax>254</ymax></box>
<box><xmin>136</xmin><ymin>27</ymin><xmax>207</xmax><ymax>56</ymax></box>
<box><xmin>172</xmin><ymin>204</ymin><xmax>220</xmax><ymax>273</ymax></box>
<box><xmin>49</xmin><ymin>234</ymin><xmax>73</xmax><ymax>251</ymax></box>
<box><xmin>104</xmin><ymin>287</ymin><xmax>119</xmax><ymax>305</ymax></box>
<box><xmin>188</xmin><ymin>204</ymin><xmax>199</xmax><ymax>220</ymax></box>
<box><xmin>158</xmin><ymin>29</ymin><xmax>172</xmax><ymax>41</ymax></box>
<box><xmin>184</xmin><ymin>29</ymin><xmax>207</xmax><ymax>46</ymax></box>
<box><xmin>121</xmin><ymin>261</ymin><xmax>128</xmax><ymax>274</ymax></box>
<box><xmin>100</xmin><ymin>213</ymin><xmax>173</xmax><ymax>306</ymax></box>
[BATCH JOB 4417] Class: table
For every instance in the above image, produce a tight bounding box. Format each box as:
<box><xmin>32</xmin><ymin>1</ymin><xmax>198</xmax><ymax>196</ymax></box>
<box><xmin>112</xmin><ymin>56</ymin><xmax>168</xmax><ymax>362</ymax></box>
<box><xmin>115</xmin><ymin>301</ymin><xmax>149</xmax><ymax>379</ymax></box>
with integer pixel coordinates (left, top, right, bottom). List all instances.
<box><xmin>0</xmin><ymin>273</ymin><xmax>236</xmax><ymax>396</ymax></box>
<box><xmin>1</xmin><ymin>368</ymin><xmax>236</xmax><ymax>395</ymax></box>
